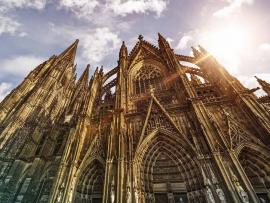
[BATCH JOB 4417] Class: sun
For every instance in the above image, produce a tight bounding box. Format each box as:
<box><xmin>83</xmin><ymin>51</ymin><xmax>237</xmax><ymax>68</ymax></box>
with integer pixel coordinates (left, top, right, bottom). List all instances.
<box><xmin>200</xmin><ymin>24</ymin><xmax>253</xmax><ymax>74</ymax></box>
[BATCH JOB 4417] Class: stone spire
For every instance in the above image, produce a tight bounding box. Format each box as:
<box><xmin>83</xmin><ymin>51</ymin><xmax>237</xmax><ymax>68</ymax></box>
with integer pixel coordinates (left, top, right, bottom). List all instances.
<box><xmin>255</xmin><ymin>76</ymin><xmax>270</xmax><ymax>96</ymax></box>
<box><xmin>198</xmin><ymin>45</ymin><xmax>208</xmax><ymax>55</ymax></box>
<box><xmin>67</xmin><ymin>65</ymin><xmax>90</xmax><ymax>117</ymax></box>
<box><xmin>157</xmin><ymin>32</ymin><xmax>180</xmax><ymax>73</ymax></box>
<box><xmin>78</xmin><ymin>64</ymin><xmax>90</xmax><ymax>85</ymax></box>
<box><xmin>119</xmin><ymin>41</ymin><xmax>128</xmax><ymax>59</ymax></box>
<box><xmin>191</xmin><ymin>46</ymin><xmax>202</xmax><ymax>58</ymax></box>
<box><xmin>158</xmin><ymin>32</ymin><xmax>170</xmax><ymax>49</ymax></box>
<box><xmin>45</xmin><ymin>40</ymin><xmax>79</xmax><ymax>86</ymax></box>
<box><xmin>57</xmin><ymin>39</ymin><xmax>79</xmax><ymax>62</ymax></box>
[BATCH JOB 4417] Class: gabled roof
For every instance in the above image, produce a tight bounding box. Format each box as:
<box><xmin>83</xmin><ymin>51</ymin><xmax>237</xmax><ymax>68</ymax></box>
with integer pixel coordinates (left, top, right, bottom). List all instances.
<box><xmin>128</xmin><ymin>35</ymin><xmax>164</xmax><ymax>67</ymax></box>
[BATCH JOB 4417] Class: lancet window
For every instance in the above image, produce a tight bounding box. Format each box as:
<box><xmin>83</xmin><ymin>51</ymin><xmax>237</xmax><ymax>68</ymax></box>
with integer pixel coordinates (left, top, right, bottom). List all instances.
<box><xmin>134</xmin><ymin>65</ymin><xmax>164</xmax><ymax>94</ymax></box>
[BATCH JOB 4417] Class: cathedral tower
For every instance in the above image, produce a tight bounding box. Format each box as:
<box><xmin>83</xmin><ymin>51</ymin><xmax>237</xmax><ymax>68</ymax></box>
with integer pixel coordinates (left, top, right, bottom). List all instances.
<box><xmin>0</xmin><ymin>34</ymin><xmax>270</xmax><ymax>203</ymax></box>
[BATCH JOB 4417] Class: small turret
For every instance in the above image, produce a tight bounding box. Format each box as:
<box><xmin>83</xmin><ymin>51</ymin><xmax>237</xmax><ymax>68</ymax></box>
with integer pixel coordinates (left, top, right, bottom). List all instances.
<box><xmin>138</xmin><ymin>34</ymin><xmax>144</xmax><ymax>41</ymax></box>
<box><xmin>255</xmin><ymin>76</ymin><xmax>270</xmax><ymax>96</ymax></box>
<box><xmin>191</xmin><ymin>46</ymin><xmax>202</xmax><ymax>58</ymax></box>
<box><xmin>198</xmin><ymin>45</ymin><xmax>208</xmax><ymax>55</ymax></box>
<box><xmin>119</xmin><ymin>41</ymin><xmax>128</xmax><ymax>59</ymax></box>
<box><xmin>78</xmin><ymin>64</ymin><xmax>90</xmax><ymax>86</ymax></box>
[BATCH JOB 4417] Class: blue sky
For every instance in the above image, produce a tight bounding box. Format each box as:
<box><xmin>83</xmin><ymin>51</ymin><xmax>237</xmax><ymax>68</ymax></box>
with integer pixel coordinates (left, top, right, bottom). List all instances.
<box><xmin>1</xmin><ymin>0</ymin><xmax>270</xmax><ymax>100</ymax></box>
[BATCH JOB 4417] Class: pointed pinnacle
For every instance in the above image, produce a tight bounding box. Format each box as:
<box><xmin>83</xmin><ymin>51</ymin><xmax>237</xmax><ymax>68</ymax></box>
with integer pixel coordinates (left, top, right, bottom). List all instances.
<box><xmin>254</xmin><ymin>76</ymin><xmax>259</xmax><ymax>81</ymax></box>
<box><xmin>120</xmin><ymin>41</ymin><xmax>128</xmax><ymax>58</ymax></box>
<box><xmin>78</xmin><ymin>64</ymin><xmax>90</xmax><ymax>84</ymax></box>
<box><xmin>198</xmin><ymin>45</ymin><xmax>208</xmax><ymax>54</ymax></box>
<box><xmin>158</xmin><ymin>32</ymin><xmax>164</xmax><ymax>40</ymax></box>
<box><xmin>94</xmin><ymin>66</ymin><xmax>99</xmax><ymax>76</ymax></box>
<box><xmin>191</xmin><ymin>46</ymin><xmax>201</xmax><ymax>57</ymax></box>
<box><xmin>255</xmin><ymin>76</ymin><xmax>270</xmax><ymax>87</ymax></box>
<box><xmin>255</xmin><ymin>76</ymin><xmax>264</xmax><ymax>84</ymax></box>
<box><xmin>158</xmin><ymin>32</ymin><xmax>168</xmax><ymax>42</ymax></box>
<box><xmin>158</xmin><ymin>32</ymin><xmax>170</xmax><ymax>49</ymax></box>
<box><xmin>138</xmin><ymin>34</ymin><xmax>144</xmax><ymax>41</ymax></box>
<box><xmin>58</xmin><ymin>39</ymin><xmax>79</xmax><ymax>62</ymax></box>
<box><xmin>255</xmin><ymin>76</ymin><xmax>270</xmax><ymax>95</ymax></box>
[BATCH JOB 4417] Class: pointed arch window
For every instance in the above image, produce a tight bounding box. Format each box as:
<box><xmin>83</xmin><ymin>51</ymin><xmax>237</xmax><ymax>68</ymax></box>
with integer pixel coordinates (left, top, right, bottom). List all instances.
<box><xmin>134</xmin><ymin>65</ymin><xmax>164</xmax><ymax>94</ymax></box>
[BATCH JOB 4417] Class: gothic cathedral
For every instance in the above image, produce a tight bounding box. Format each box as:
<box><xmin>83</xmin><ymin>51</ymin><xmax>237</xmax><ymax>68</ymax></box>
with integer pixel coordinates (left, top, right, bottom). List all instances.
<box><xmin>0</xmin><ymin>34</ymin><xmax>270</xmax><ymax>203</ymax></box>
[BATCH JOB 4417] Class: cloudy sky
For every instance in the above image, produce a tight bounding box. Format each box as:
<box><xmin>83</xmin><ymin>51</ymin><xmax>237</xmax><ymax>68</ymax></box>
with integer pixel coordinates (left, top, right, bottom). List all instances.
<box><xmin>1</xmin><ymin>0</ymin><xmax>270</xmax><ymax>100</ymax></box>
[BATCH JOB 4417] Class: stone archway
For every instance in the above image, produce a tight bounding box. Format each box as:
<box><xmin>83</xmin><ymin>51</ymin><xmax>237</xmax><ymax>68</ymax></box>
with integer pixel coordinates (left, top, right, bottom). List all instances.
<box><xmin>238</xmin><ymin>144</ymin><xmax>270</xmax><ymax>203</ymax></box>
<box><xmin>133</xmin><ymin>129</ymin><xmax>205</xmax><ymax>203</ymax></box>
<box><xmin>74</xmin><ymin>159</ymin><xmax>105</xmax><ymax>203</ymax></box>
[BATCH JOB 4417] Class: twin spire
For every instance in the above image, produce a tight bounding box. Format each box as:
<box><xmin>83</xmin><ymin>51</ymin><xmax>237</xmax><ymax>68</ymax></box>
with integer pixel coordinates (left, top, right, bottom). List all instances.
<box><xmin>56</xmin><ymin>39</ymin><xmax>91</xmax><ymax>85</ymax></box>
<box><xmin>58</xmin><ymin>36</ymin><xmax>270</xmax><ymax>98</ymax></box>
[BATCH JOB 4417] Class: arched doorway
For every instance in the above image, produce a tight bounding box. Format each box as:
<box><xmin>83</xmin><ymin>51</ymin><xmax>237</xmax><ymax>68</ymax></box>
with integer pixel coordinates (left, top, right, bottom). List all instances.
<box><xmin>75</xmin><ymin>159</ymin><xmax>105</xmax><ymax>203</ymax></box>
<box><xmin>133</xmin><ymin>129</ymin><xmax>205</xmax><ymax>203</ymax></box>
<box><xmin>238</xmin><ymin>144</ymin><xmax>270</xmax><ymax>203</ymax></box>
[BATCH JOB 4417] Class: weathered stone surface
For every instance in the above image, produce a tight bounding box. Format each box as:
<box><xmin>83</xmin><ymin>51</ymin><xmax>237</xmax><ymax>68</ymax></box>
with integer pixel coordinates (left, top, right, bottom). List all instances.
<box><xmin>0</xmin><ymin>34</ymin><xmax>270</xmax><ymax>203</ymax></box>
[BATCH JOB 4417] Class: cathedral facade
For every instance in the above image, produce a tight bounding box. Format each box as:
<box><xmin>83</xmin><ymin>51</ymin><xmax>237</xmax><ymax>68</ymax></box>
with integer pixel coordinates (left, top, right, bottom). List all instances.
<box><xmin>0</xmin><ymin>34</ymin><xmax>270</xmax><ymax>203</ymax></box>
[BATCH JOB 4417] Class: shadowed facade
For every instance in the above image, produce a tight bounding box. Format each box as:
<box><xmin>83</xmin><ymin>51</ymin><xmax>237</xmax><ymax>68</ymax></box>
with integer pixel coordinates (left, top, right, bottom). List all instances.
<box><xmin>0</xmin><ymin>34</ymin><xmax>270</xmax><ymax>203</ymax></box>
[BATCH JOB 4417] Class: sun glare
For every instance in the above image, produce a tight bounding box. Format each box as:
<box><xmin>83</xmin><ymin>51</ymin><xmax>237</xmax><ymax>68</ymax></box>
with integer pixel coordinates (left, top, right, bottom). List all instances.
<box><xmin>200</xmin><ymin>24</ymin><xmax>253</xmax><ymax>74</ymax></box>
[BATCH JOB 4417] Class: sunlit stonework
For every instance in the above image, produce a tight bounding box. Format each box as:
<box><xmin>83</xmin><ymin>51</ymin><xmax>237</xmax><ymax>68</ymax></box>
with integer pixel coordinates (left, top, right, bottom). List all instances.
<box><xmin>0</xmin><ymin>34</ymin><xmax>270</xmax><ymax>203</ymax></box>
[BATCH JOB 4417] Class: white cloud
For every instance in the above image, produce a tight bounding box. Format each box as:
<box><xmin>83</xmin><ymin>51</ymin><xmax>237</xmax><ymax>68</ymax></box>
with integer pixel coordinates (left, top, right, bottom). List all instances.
<box><xmin>58</xmin><ymin>0</ymin><xmax>168</xmax><ymax>19</ymax></box>
<box><xmin>0</xmin><ymin>0</ymin><xmax>47</xmax><ymax>36</ymax></box>
<box><xmin>176</xmin><ymin>35</ymin><xmax>193</xmax><ymax>50</ymax></box>
<box><xmin>0</xmin><ymin>15</ymin><xmax>21</xmax><ymax>35</ymax></box>
<box><xmin>0</xmin><ymin>0</ymin><xmax>46</xmax><ymax>10</ymax></box>
<box><xmin>213</xmin><ymin>0</ymin><xmax>254</xmax><ymax>17</ymax></box>
<box><xmin>1</xmin><ymin>55</ymin><xmax>45</xmax><ymax>77</ymax></box>
<box><xmin>166</xmin><ymin>37</ymin><xmax>173</xmax><ymax>45</ymax></box>
<box><xmin>58</xmin><ymin>0</ymin><xmax>99</xmax><ymax>18</ymax></box>
<box><xmin>0</xmin><ymin>82</ymin><xmax>13</xmax><ymax>101</ymax></box>
<box><xmin>80</xmin><ymin>27</ymin><xmax>121</xmax><ymax>63</ymax></box>
<box><xmin>106</xmin><ymin>0</ymin><xmax>168</xmax><ymax>17</ymax></box>
<box><xmin>49</xmin><ymin>24</ymin><xmax>121</xmax><ymax>63</ymax></box>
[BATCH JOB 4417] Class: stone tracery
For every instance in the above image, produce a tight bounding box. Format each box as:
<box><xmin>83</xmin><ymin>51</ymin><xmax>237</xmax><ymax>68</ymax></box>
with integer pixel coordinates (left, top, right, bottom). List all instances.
<box><xmin>0</xmin><ymin>34</ymin><xmax>270</xmax><ymax>203</ymax></box>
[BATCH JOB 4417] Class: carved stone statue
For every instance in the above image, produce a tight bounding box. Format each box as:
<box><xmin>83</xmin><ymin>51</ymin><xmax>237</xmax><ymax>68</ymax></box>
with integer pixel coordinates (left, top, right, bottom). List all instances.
<box><xmin>168</xmin><ymin>193</ymin><xmax>175</xmax><ymax>203</ymax></box>
<box><xmin>126</xmin><ymin>186</ymin><xmax>131</xmax><ymax>203</ymax></box>
<box><xmin>179</xmin><ymin>197</ymin><xmax>184</xmax><ymax>203</ymax></box>
<box><xmin>134</xmin><ymin>189</ymin><xmax>139</xmax><ymax>203</ymax></box>
<box><xmin>206</xmin><ymin>185</ymin><xmax>215</xmax><ymax>203</ymax></box>
<box><xmin>216</xmin><ymin>187</ymin><xmax>226</xmax><ymax>202</ymax></box>
<box><xmin>111</xmin><ymin>184</ymin><xmax>115</xmax><ymax>203</ymax></box>
<box><xmin>235</xmin><ymin>181</ymin><xmax>249</xmax><ymax>203</ymax></box>
<box><xmin>150</xmin><ymin>193</ymin><xmax>155</xmax><ymax>203</ymax></box>
<box><xmin>231</xmin><ymin>173</ymin><xmax>249</xmax><ymax>203</ymax></box>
